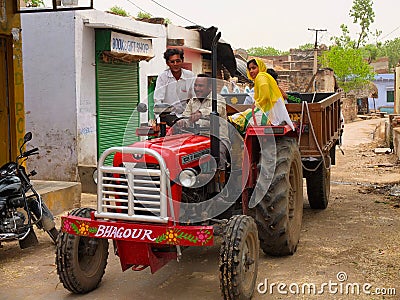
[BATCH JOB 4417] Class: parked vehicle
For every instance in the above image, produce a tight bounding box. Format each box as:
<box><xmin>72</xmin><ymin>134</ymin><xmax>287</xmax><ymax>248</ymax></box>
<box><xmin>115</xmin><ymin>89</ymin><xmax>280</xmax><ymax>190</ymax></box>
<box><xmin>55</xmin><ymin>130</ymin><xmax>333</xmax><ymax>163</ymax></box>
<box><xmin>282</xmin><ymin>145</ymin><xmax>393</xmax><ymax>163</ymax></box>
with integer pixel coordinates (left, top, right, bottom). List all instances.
<box><xmin>0</xmin><ymin>132</ymin><xmax>58</xmax><ymax>249</ymax></box>
<box><xmin>56</xmin><ymin>34</ymin><xmax>342</xmax><ymax>299</ymax></box>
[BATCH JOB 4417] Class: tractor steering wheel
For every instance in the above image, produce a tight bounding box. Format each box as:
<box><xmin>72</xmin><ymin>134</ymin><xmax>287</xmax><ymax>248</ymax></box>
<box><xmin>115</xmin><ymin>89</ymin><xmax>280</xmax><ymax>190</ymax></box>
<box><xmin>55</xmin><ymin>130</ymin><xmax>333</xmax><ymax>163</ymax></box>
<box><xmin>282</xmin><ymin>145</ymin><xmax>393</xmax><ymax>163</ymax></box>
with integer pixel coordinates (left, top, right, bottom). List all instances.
<box><xmin>172</xmin><ymin>116</ymin><xmax>210</xmax><ymax>135</ymax></box>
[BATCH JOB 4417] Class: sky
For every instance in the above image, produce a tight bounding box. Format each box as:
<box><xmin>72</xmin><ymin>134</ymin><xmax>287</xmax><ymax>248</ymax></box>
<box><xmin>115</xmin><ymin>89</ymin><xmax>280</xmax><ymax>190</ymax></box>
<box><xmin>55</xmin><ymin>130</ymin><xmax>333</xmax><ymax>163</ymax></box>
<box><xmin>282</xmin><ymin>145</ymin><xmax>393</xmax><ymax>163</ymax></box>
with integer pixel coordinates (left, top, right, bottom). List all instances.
<box><xmin>94</xmin><ymin>0</ymin><xmax>400</xmax><ymax>51</ymax></box>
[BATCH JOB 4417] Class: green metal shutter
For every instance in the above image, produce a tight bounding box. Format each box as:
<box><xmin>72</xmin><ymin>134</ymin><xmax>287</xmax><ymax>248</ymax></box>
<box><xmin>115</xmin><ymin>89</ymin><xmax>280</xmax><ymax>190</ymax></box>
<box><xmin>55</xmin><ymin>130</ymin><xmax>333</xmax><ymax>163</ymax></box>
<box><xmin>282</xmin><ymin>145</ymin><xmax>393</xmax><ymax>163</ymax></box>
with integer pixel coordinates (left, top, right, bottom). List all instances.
<box><xmin>97</xmin><ymin>61</ymin><xmax>140</xmax><ymax>165</ymax></box>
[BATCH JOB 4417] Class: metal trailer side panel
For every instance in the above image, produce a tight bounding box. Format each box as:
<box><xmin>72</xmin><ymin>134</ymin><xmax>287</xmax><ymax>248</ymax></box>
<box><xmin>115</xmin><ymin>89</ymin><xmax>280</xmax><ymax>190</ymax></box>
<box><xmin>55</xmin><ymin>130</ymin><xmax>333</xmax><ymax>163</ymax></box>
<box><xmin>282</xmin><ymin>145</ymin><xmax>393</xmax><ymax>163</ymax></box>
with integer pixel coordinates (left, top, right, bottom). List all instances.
<box><xmin>286</xmin><ymin>93</ymin><xmax>342</xmax><ymax>158</ymax></box>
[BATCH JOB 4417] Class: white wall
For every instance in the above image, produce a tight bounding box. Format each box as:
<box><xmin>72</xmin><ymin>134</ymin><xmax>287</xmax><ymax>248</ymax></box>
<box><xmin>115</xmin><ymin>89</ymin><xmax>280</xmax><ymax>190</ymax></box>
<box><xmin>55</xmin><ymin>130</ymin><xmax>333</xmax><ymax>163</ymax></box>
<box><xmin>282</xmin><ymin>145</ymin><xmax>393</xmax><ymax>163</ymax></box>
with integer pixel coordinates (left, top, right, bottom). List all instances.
<box><xmin>74</xmin><ymin>12</ymin><xmax>97</xmax><ymax>166</ymax></box>
<box><xmin>167</xmin><ymin>24</ymin><xmax>201</xmax><ymax>48</ymax></box>
<box><xmin>74</xmin><ymin>10</ymin><xmax>167</xmax><ymax>160</ymax></box>
<box><xmin>22</xmin><ymin>11</ymin><xmax>79</xmax><ymax>181</ymax></box>
<box><xmin>139</xmin><ymin>36</ymin><xmax>167</xmax><ymax>125</ymax></box>
<box><xmin>183</xmin><ymin>51</ymin><xmax>203</xmax><ymax>75</ymax></box>
<box><xmin>22</xmin><ymin>9</ymin><xmax>173</xmax><ymax>181</ymax></box>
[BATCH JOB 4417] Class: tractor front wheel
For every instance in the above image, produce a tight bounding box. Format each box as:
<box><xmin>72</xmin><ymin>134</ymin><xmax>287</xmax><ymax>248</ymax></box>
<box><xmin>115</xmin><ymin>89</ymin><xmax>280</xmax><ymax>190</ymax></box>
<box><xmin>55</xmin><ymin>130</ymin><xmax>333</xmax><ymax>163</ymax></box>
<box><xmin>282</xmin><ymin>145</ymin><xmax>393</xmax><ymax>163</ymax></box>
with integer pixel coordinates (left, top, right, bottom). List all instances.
<box><xmin>219</xmin><ymin>215</ymin><xmax>259</xmax><ymax>300</ymax></box>
<box><xmin>56</xmin><ymin>208</ymin><xmax>109</xmax><ymax>294</ymax></box>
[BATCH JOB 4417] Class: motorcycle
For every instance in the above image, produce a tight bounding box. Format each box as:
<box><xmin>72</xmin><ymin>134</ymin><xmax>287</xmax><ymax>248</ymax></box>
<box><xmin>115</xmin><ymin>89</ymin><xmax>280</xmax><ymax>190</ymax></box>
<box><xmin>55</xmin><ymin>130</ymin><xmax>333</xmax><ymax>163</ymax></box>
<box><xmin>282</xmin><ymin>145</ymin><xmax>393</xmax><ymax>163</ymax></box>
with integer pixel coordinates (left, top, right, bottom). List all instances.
<box><xmin>0</xmin><ymin>132</ymin><xmax>58</xmax><ymax>249</ymax></box>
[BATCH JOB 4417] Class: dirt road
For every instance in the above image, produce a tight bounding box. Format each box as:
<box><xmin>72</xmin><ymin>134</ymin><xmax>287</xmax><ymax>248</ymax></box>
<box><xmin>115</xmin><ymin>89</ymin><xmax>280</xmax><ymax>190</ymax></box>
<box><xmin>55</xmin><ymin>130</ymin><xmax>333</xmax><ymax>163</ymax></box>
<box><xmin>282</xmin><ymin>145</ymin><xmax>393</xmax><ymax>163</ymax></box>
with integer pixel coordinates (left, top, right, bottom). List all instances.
<box><xmin>1</xmin><ymin>118</ymin><xmax>399</xmax><ymax>299</ymax></box>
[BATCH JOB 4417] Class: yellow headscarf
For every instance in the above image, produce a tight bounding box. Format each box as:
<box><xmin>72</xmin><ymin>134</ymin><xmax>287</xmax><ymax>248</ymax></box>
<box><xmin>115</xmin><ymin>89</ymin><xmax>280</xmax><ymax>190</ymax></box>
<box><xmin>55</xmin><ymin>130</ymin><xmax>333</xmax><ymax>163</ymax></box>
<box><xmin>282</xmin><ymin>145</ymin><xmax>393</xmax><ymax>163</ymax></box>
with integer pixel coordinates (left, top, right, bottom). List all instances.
<box><xmin>246</xmin><ymin>58</ymin><xmax>282</xmax><ymax>112</ymax></box>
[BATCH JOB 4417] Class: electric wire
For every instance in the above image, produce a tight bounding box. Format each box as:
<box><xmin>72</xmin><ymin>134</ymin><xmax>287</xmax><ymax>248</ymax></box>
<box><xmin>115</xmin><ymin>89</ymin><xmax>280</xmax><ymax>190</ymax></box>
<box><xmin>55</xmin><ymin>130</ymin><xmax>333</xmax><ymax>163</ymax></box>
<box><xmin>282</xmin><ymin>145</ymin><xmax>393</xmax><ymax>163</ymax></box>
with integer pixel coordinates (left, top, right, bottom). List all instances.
<box><xmin>125</xmin><ymin>0</ymin><xmax>152</xmax><ymax>16</ymax></box>
<box><xmin>149</xmin><ymin>0</ymin><xmax>198</xmax><ymax>25</ymax></box>
<box><xmin>378</xmin><ymin>25</ymin><xmax>400</xmax><ymax>41</ymax></box>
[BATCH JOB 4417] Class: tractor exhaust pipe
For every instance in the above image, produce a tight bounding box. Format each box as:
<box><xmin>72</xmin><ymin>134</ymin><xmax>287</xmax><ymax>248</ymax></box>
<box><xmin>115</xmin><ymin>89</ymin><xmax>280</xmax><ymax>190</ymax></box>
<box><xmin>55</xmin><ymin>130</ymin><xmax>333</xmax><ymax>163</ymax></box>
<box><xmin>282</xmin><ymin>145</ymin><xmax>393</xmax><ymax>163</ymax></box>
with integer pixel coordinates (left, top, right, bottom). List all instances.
<box><xmin>210</xmin><ymin>32</ymin><xmax>221</xmax><ymax>165</ymax></box>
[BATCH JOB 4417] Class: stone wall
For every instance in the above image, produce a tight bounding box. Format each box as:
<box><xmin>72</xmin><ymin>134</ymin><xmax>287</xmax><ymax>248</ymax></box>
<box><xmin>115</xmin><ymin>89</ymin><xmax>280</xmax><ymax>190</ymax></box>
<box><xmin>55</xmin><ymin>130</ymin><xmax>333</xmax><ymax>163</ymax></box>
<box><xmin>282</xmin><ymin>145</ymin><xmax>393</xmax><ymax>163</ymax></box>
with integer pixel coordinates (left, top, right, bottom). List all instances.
<box><xmin>392</xmin><ymin>127</ymin><xmax>400</xmax><ymax>160</ymax></box>
<box><xmin>277</xmin><ymin>68</ymin><xmax>334</xmax><ymax>93</ymax></box>
<box><xmin>342</xmin><ymin>95</ymin><xmax>358</xmax><ymax>123</ymax></box>
<box><xmin>315</xmin><ymin>69</ymin><xmax>336</xmax><ymax>92</ymax></box>
<box><xmin>278</xmin><ymin>70</ymin><xmax>313</xmax><ymax>92</ymax></box>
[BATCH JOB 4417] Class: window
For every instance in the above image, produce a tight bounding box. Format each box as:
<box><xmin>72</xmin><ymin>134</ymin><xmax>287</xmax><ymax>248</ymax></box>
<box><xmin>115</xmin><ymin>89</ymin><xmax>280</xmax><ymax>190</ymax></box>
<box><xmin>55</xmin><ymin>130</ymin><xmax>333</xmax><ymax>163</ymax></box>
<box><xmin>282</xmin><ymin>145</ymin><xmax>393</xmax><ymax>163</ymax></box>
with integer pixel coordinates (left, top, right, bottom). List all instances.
<box><xmin>387</xmin><ymin>90</ymin><xmax>394</xmax><ymax>103</ymax></box>
<box><xmin>15</xmin><ymin>0</ymin><xmax>93</xmax><ymax>13</ymax></box>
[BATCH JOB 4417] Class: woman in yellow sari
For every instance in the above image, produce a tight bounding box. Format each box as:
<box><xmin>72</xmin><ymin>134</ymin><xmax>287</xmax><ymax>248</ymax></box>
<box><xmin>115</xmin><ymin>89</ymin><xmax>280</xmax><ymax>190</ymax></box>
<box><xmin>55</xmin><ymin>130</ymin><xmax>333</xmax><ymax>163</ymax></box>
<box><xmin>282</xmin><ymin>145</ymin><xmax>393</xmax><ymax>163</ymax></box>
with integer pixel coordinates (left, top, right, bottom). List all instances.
<box><xmin>229</xmin><ymin>58</ymin><xmax>294</xmax><ymax>134</ymax></box>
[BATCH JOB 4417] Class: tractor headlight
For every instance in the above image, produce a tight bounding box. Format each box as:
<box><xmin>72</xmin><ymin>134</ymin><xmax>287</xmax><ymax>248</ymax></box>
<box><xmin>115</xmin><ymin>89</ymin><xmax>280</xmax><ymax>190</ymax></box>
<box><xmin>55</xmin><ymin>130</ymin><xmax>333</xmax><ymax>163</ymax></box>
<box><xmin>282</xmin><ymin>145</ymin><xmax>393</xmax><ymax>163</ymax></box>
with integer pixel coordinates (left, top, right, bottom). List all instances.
<box><xmin>178</xmin><ymin>169</ymin><xmax>197</xmax><ymax>188</ymax></box>
<box><xmin>93</xmin><ymin>169</ymin><xmax>98</xmax><ymax>184</ymax></box>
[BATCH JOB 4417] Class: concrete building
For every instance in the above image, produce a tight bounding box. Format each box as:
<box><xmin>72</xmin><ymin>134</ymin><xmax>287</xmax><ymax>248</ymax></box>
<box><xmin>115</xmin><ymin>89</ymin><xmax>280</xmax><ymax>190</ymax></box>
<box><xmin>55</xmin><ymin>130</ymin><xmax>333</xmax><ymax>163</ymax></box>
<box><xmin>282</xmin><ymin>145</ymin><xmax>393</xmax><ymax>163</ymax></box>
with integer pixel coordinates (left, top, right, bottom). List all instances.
<box><xmin>21</xmin><ymin>10</ymin><xmax>220</xmax><ymax>191</ymax></box>
<box><xmin>258</xmin><ymin>48</ymin><xmax>335</xmax><ymax>93</ymax></box>
<box><xmin>21</xmin><ymin>10</ymin><xmax>166</xmax><ymax>190</ymax></box>
<box><xmin>0</xmin><ymin>0</ymin><xmax>25</xmax><ymax>166</ymax></box>
<box><xmin>368</xmin><ymin>73</ymin><xmax>394</xmax><ymax>113</ymax></box>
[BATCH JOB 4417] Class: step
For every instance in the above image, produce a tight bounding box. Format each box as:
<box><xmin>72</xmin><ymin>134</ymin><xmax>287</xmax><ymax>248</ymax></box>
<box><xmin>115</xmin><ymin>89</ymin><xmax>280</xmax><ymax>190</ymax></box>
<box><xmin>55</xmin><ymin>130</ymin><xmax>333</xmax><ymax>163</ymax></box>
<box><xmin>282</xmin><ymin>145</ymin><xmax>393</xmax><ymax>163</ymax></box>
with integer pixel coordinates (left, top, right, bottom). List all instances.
<box><xmin>31</xmin><ymin>180</ymin><xmax>81</xmax><ymax>215</ymax></box>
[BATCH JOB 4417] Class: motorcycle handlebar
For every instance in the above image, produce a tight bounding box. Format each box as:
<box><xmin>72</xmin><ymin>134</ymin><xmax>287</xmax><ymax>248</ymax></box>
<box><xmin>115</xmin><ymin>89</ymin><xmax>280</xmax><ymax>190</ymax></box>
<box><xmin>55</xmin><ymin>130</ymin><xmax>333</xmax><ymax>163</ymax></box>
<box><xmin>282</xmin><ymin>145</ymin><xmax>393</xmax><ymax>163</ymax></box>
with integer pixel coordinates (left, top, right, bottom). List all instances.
<box><xmin>23</xmin><ymin>148</ymin><xmax>39</xmax><ymax>157</ymax></box>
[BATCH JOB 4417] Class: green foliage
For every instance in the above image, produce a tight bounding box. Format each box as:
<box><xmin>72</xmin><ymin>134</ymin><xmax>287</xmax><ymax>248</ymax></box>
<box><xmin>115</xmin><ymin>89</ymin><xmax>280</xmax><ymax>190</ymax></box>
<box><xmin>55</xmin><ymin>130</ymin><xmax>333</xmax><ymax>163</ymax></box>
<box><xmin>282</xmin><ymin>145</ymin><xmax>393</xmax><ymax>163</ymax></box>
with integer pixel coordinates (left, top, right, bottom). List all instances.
<box><xmin>320</xmin><ymin>46</ymin><xmax>375</xmax><ymax>92</ymax></box>
<box><xmin>246</xmin><ymin>46</ymin><xmax>289</xmax><ymax>56</ymax></box>
<box><xmin>136</xmin><ymin>12</ymin><xmax>171</xmax><ymax>24</ymax></box>
<box><xmin>371</xmin><ymin>29</ymin><xmax>383</xmax><ymax>46</ymax></box>
<box><xmin>109</xmin><ymin>6</ymin><xmax>129</xmax><ymax>17</ymax></box>
<box><xmin>358</xmin><ymin>37</ymin><xmax>400</xmax><ymax>71</ymax></box>
<box><xmin>298</xmin><ymin>43</ymin><xmax>314</xmax><ymax>50</ymax></box>
<box><xmin>331</xmin><ymin>0</ymin><xmax>375</xmax><ymax>49</ymax></box>
<box><xmin>24</xmin><ymin>0</ymin><xmax>44</xmax><ymax>7</ymax></box>
<box><xmin>378</xmin><ymin>38</ymin><xmax>400</xmax><ymax>70</ymax></box>
<box><xmin>350</xmin><ymin>0</ymin><xmax>375</xmax><ymax>48</ymax></box>
<box><xmin>361</xmin><ymin>44</ymin><xmax>380</xmax><ymax>63</ymax></box>
<box><xmin>137</xmin><ymin>11</ymin><xmax>152</xmax><ymax>19</ymax></box>
<box><xmin>331</xmin><ymin>24</ymin><xmax>356</xmax><ymax>49</ymax></box>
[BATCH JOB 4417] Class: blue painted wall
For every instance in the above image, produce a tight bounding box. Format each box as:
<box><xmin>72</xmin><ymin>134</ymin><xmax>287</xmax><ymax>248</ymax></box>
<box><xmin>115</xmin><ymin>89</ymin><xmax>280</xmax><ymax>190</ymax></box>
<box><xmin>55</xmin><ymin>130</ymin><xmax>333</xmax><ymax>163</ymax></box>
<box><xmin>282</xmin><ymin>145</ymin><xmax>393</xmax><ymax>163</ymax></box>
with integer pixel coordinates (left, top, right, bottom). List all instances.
<box><xmin>368</xmin><ymin>74</ymin><xmax>394</xmax><ymax>112</ymax></box>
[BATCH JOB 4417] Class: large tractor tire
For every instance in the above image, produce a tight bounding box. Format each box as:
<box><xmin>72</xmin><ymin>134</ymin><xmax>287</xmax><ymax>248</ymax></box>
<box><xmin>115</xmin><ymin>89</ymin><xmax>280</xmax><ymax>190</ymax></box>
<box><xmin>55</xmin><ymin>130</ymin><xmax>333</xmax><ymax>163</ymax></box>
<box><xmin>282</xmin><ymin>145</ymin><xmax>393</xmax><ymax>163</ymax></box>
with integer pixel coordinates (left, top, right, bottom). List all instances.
<box><xmin>56</xmin><ymin>208</ymin><xmax>109</xmax><ymax>294</ymax></box>
<box><xmin>304</xmin><ymin>159</ymin><xmax>330</xmax><ymax>209</ymax></box>
<box><xmin>219</xmin><ymin>215</ymin><xmax>259</xmax><ymax>300</ymax></box>
<box><xmin>250</xmin><ymin>137</ymin><xmax>303</xmax><ymax>256</ymax></box>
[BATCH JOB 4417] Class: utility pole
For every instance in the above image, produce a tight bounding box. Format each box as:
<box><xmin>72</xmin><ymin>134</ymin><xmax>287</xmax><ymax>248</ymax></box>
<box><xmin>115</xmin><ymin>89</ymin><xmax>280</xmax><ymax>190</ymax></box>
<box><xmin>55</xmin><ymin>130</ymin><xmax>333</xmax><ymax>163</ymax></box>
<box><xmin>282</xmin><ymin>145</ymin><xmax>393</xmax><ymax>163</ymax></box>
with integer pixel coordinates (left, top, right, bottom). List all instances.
<box><xmin>307</xmin><ymin>28</ymin><xmax>327</xmax><ymax>92</ymax></box>
<box><xmin>308</xmin><ymin>28</ymin><xmax>327</xmax><ymax>75</ymax></box>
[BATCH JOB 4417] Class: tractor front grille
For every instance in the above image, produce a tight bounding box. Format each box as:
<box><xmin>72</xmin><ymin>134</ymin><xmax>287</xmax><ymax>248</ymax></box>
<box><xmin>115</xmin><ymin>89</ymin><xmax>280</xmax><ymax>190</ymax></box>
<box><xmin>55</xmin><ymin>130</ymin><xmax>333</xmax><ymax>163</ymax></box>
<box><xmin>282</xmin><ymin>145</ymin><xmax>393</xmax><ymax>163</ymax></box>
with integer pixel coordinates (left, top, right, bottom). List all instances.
<box><xmin>94</xmin><ymin>147</ymin><xmax>170</xmax><ymax>223</ymax></box>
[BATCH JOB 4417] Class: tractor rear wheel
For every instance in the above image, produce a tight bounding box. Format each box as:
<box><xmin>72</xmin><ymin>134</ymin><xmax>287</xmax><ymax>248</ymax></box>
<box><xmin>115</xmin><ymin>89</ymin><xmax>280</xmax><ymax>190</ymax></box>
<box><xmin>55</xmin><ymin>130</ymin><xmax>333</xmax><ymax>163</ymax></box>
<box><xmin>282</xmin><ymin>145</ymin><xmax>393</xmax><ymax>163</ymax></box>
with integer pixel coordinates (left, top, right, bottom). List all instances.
<box><xmin>250</xmin><ymin>137</ymin><xmax>303</xmax><ymax>256</ymax></box>
<box><xmin>56</xmin><ymin>208</ymin><xmax>109</xmax><ymax>294</ymax></box>
<box><xmin>219</xmin><ymin>215</ymin><xmax>259</xmax><ymax>300</ymax></box>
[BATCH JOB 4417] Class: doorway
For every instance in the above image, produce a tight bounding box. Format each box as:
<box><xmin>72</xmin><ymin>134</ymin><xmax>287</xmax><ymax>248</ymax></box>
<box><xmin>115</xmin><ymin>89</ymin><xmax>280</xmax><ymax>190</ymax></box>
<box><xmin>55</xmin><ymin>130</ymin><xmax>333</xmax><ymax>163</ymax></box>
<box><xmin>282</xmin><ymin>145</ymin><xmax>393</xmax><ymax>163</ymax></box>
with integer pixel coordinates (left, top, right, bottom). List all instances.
<box><xmin>0</xmin><ymin>36</ymin><xmax>12</xmax><ymax>165</ymax></box>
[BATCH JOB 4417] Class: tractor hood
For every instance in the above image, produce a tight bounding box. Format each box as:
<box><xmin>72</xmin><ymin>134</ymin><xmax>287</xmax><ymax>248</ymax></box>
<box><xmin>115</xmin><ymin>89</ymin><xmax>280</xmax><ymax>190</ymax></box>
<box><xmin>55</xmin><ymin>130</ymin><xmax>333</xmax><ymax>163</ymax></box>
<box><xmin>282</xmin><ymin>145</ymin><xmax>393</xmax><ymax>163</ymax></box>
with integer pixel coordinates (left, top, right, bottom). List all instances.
<box><xmin>113</xmin><ymin>134</ymin><xmax>210</xmax><ymax>179</ymax></box>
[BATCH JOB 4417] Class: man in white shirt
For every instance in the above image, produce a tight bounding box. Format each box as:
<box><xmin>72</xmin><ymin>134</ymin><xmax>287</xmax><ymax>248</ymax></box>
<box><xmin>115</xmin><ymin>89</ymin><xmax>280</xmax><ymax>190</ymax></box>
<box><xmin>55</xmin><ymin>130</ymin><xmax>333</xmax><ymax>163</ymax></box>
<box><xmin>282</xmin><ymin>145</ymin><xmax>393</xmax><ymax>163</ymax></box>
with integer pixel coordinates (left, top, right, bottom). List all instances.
<box><xmin>154</xmin><ymin>48</ymin><xmax>195</xmax><ymax>116</ymax></box>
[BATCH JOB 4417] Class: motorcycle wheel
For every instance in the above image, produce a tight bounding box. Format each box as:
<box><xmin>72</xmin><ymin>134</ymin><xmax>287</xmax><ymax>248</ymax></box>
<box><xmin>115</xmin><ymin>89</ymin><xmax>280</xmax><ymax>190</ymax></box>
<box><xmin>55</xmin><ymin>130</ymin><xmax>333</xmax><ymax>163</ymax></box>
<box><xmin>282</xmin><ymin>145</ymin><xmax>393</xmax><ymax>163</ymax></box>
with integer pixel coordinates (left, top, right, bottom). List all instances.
<box><xmin>56</xmin><ymin>208</ymin><xmax>109</xmax><ymax>294</ymax></box>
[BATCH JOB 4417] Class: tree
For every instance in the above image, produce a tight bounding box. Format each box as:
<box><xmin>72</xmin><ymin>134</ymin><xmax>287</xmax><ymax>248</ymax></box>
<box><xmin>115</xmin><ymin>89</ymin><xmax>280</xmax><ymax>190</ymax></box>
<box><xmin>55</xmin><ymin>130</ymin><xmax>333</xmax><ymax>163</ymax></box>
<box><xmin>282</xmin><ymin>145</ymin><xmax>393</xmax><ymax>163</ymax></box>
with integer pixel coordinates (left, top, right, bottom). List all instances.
<box><xmin>320</xmin><ymin>46</ymin><xmax>375</xmax><ymax>92</ymax></box>
<box><xmin>332</xmin><ymin>0</ymin><xmax>375</xmax><ymax>49</ymax></box>
<box><xmin>332</xmin><ymin>24</ymin><xmax>355</xmax><ymax>49</ymax></box>
<box><xmin>361</xmin><ymin>43</ymin><xmax>380</xmax><ymax>63</ymax></box>
<box><xmin>350</xmin><ymin>0</ymin><xmax>375</xmax><ymax>49</ymax></box>
<box><xmin>358</xmin><ymin>37</ymin><xmax>400</xmax><ymax>71</ymax></box>
<box><xmin>246</xmin><ymin>46</ymin><xmax>289</xmax><ymax>56</ymax></box>
<box><xmin>298</xmin><ymin>43</ymin><xmax>314</xmax><ymax>51</ymax></box>
<box><xmin>378</xmin><ymin>38</ymin><xmax>400</xmax><ymax>70</ymax></box>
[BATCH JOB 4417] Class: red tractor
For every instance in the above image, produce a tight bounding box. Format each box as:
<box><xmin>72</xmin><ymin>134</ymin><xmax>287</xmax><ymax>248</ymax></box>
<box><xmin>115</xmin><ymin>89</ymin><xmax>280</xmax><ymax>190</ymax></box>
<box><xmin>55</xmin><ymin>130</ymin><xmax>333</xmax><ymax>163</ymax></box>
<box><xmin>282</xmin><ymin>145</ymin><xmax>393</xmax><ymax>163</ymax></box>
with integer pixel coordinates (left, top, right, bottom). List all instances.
<box><xmin>56</xmin><ymin>34</ymin><xmax>342</xmax><ymax>299</ymax></box>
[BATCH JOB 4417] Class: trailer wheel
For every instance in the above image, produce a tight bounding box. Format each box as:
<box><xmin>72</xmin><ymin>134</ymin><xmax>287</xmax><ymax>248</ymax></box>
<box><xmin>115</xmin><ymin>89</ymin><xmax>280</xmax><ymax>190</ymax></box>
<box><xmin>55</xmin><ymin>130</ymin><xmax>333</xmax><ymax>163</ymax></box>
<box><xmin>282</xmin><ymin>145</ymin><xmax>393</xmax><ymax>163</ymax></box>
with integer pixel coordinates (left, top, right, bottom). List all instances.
<box><xmin>56</xmin><ymin>208</ymin><xmax>109</xmax><ymax>294</ymax></box>
<box><xmin>305</xmin><ymin>159</ymin><xmax>330</xmax><ymax>209</ymax></box>
<box><xmin>219</xmin><ymin>215</ymin><xmax>259</xmax><ymax>300</ymax></box>
<box><xmin>250</xmin><ymin>137</ymin><xmax>303</xmax><ymax>256</ymax></box>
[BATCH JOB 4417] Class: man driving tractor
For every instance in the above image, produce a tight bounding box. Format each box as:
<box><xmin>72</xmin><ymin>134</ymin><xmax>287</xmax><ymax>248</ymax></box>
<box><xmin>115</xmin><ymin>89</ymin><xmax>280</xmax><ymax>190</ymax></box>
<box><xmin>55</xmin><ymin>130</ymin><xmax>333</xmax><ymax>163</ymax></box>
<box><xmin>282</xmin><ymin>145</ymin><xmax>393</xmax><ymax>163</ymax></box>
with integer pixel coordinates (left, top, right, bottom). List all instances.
<box><xmin>176</xmin><ymin>74</ymin><xmax>230</xmax><ymax>172</ymax></box>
